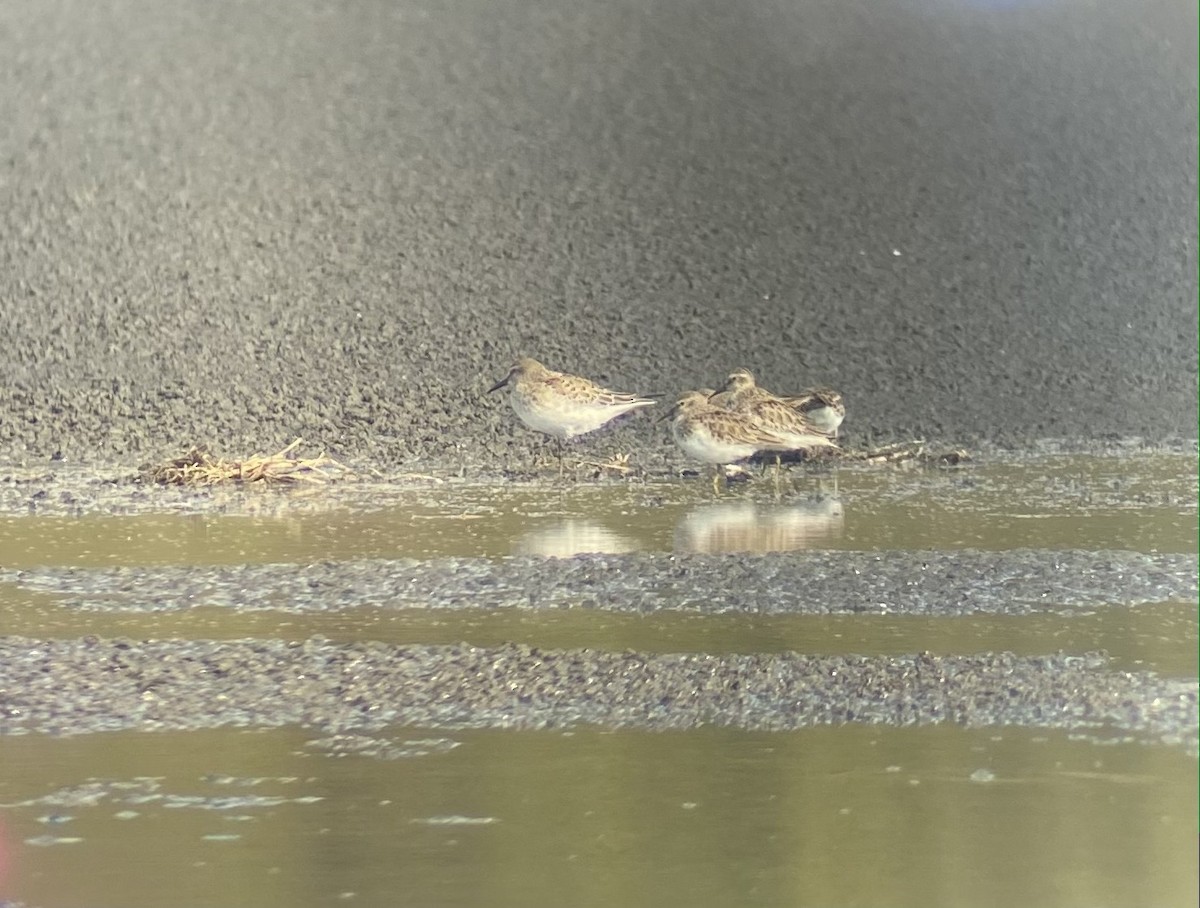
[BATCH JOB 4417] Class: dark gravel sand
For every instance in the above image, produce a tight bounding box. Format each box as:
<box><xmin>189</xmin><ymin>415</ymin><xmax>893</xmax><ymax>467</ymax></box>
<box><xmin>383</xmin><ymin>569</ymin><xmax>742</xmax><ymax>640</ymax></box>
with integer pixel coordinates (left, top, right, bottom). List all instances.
<box><xmin>0</xmin><ymin>0</ymin><xmax>1196</xmax><ymax>469</ymax></box>
<box><xmin>0</xmin><ymin>638</ymin><xmax>1194</xmax><ymax>750</ymax></box>
<box><xmin>11</xmin><ymin>550</ymin><xmax>1197</xmax><ymax>615</ymax></box>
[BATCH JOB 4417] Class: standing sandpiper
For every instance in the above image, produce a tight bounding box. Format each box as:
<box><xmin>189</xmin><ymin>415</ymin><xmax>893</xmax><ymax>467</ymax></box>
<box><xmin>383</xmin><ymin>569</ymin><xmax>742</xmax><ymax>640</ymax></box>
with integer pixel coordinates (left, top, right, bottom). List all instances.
<box><xmin>488</xmin><ymin>357</ymin><xmax>657</xmax><ymax>474</ymax></box>
<box><xmin>665</xmin><ymin>391</ymin><xmax>797</xmax><ymax>491</ymax></box>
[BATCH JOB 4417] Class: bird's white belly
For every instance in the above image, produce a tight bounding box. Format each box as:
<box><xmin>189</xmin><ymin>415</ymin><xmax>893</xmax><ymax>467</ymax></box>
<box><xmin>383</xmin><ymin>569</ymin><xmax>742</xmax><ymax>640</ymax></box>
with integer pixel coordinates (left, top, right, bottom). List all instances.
<box><xmin>674</xmin><ymin>424</ymin><xmax>760</xmax><ymax>464</ymax></box>
<box><xmin>769</xmin><ymin>426</ymin><xmax>835</xmax><ymax>449</ymax></box>
<box><xmin>803</xmin><ymin>407</ymin><xmax>842</xmax><ymax>434</ymax></box>
<box><xmin>512</xmin><ymin>393</ymin><xmax>606</xmax><ymax>439</ymax></box>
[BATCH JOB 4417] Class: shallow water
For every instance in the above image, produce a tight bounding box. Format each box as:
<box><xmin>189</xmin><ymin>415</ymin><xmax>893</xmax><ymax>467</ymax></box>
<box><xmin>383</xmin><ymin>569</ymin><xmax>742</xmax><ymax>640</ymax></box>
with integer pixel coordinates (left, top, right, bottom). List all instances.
<box><xmin>1</xmin><ymin>594</ymin><xmax>1195</xmax><ymax>677</ymax></box>
<box><xmin>0</xmin><ymin>453</ymin><xmax>1196</xmax><ymax>907</ymax></box>
<box><xmin>0</xmin><ymin>725</ymin><xmax>1195</xmax><ymax>908</ymax></box>
<box><xmin>0</xmin><ymin>455</ymin><xmax>1194</xmax><ymax>566</ymax></box>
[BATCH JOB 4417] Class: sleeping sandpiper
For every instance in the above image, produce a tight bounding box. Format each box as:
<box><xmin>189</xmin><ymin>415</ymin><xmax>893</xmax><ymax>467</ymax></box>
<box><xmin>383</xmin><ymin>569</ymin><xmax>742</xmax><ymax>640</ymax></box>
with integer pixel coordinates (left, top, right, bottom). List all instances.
<box><xmin>779</xmin><ymin>387</ymin><xmax>846</xmax><ymax>437</ymax></box>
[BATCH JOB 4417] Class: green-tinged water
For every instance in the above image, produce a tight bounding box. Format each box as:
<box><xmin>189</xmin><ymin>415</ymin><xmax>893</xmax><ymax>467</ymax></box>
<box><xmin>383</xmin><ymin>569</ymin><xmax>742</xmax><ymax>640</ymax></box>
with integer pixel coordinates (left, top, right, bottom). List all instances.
<box><xmin>0</xmin><ymin>453</ymin><xmax>1196</xmax><ymax>907</ymax></box>
<box><xmin>1</xmin><ymin>595</ymin><xmax>1195</xmax><ymax>677</ymax></box>
<box><xmin>0</xmin><ymin>726</ymin><xmax>1194</xmax><ymax>908</ymax></box>
<box><xmin>0</xmin><ymin>455</ymin><xmax>1194</xmax><ymax>566</ymax></box>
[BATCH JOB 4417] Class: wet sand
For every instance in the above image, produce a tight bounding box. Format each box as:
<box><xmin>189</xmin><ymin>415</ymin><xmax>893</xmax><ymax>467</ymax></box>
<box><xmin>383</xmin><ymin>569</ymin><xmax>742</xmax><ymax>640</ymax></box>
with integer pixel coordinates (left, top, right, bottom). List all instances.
<box><xmin>1</xmin><ymin>638</ymin><xmax>1195</xmax><ymax>750</ymax></box>
<box><xmin>10</xmin><ymin>549</ymin><xmax>1197</xmax><ymax>617</ymax></box>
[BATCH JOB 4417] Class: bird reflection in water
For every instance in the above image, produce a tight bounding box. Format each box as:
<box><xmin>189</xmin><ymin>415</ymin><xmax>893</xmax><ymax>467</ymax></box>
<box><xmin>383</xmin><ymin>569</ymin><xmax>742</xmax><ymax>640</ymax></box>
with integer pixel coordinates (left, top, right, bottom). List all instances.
<box><xmin>673</xmin><ymin>497</ymin><xmax>845</xmax><ymax>554</ymax></box>
<box><xmin>513</xmin><ymin>519</ymin><xmax>640</xmax><ymax>558</ymax></box>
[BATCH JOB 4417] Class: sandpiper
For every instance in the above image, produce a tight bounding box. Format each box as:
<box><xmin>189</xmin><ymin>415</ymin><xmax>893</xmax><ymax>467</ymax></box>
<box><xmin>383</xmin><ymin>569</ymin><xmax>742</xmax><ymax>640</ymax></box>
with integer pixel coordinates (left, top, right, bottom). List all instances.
<box><xmin>779</xmin><ymin>387</ymin><xmax>846</xmax><ymax>437</ymax></box>
<box><xmin>665</xmin><ymin>391</ymin><xmax>795</xmax><ymax>490</ymax></box>
<box><xmin>710</xmin><ymin>369</ymin><xmax>835</xmax><ymax>439</ymax></box>
<box><xmin>741</xmin><ymin>396</ymin><xmax>839</xmax><ymax>457</ymax></box>
<box><xmin>488</xmin><ymin>357</ymin><xmax>656</xmax><ymax>474</ymax></box>
<box><xmin>712</xmin><ymin>370</ymin><xmax>837</xmax><ymax>449</ymax></box>
<box><xmin>706</xmin><ymin>368</ymin><xmax>763</xmax><ymax>410</ymax></box>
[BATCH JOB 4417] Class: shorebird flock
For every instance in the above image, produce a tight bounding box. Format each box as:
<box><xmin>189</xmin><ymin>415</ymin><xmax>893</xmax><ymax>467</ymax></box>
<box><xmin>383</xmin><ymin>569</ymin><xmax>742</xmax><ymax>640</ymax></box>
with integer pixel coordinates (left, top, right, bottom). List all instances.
<box><xmin>489</xmin><ymin>357</ymin><xmax>845</xmax><ymax>486</ymax></box>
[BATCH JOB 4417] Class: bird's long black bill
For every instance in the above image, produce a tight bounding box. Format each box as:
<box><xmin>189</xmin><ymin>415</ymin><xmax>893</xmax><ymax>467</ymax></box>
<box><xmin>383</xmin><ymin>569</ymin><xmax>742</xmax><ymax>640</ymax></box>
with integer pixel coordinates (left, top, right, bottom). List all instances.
<box><xmin>487</xmin><ymin>377</ymin><xmax>508</xmax><ymax>393</ymax></box>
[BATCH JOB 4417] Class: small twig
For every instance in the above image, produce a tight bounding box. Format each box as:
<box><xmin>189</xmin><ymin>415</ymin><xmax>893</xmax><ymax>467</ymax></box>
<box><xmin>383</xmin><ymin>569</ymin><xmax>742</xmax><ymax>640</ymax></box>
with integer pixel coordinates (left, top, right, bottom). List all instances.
<box><xmin>579</xmin><ymin>452</ymin><xmax>636</xmax><ymax>476</ymax></box>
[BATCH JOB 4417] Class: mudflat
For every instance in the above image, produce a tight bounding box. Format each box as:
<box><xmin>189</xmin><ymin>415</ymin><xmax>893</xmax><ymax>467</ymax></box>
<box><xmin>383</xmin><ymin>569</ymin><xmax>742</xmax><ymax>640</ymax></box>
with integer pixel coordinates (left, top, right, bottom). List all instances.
<box><xmin>0</xmin><ymin>0</ymin><xmax>1195</xmax><ymax>471</ymax></box>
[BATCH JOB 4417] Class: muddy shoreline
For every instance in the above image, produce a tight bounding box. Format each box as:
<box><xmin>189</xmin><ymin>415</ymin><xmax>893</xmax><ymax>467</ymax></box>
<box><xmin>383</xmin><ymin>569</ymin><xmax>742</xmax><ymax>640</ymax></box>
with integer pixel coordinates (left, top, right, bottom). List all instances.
<box><xmin>0</xmin><ymin>438</ymin><xmax>1195</xmax><ymax>518</ymax></box>
<box><xmin>1</xmin><ymin>638</ymin><xmax>1194</xmax><ymax>752</ymax></box>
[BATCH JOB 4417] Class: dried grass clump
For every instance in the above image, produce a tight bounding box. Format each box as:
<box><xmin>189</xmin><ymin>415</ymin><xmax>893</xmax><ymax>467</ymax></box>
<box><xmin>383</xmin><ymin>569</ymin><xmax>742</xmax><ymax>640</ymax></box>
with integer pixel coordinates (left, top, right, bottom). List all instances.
<box><xmin>145</xmin><ymin>439</ymin><xmax>348</xmax><ymax>486</ymax></box>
